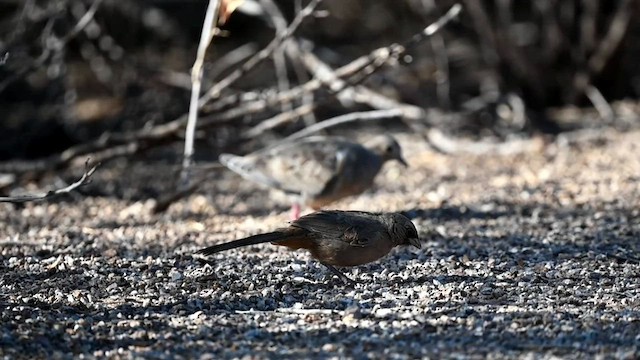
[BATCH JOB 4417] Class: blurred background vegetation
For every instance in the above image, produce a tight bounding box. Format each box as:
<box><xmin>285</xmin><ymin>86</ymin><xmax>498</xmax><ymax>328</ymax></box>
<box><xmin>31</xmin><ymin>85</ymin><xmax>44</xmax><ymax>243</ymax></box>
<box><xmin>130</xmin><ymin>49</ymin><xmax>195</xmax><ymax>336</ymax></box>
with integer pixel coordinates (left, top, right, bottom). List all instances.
<box><xmin>0</xmin><ymin>0</ymin><xmax>638</xmax><ymax>163</ymax></box>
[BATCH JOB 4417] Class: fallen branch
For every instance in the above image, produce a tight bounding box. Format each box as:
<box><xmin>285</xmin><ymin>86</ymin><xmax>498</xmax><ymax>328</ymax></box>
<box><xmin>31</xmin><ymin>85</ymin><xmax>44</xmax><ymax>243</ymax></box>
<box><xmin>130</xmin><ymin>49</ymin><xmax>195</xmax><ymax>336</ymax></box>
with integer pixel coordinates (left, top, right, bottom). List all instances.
<box><xmin>425</xmin><ymin>128</ymin><xmax>544</xmax><ymax>155</ymax></box>
<box><xmin>0</xmin><ymin>160</ymin><xmax>99</xmax><ymax>203</ymax></box>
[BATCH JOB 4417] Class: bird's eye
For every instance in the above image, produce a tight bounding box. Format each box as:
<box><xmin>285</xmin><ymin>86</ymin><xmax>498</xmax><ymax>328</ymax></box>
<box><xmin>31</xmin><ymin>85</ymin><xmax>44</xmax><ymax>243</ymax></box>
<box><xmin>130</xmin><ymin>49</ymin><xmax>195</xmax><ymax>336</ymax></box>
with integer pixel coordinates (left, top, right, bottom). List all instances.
<box><xmin>385</xmin><ymin>145</ymin><xmax>393</xmax><ymax>153</ymax></box>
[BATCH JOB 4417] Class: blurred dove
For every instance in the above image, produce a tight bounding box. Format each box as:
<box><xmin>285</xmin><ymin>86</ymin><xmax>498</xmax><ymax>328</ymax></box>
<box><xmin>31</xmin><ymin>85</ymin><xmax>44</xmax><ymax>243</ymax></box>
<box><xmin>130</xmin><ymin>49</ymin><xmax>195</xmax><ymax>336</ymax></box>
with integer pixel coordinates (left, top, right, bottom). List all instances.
<box><xmin>197</xmin><ymin>210</ymin><xmax>420</xmax><ymax>284</ymax></box>
<box><xmin>219</xmin><ymin>135</ymin><xmax>408</xmax><ymax>219</ymax></box>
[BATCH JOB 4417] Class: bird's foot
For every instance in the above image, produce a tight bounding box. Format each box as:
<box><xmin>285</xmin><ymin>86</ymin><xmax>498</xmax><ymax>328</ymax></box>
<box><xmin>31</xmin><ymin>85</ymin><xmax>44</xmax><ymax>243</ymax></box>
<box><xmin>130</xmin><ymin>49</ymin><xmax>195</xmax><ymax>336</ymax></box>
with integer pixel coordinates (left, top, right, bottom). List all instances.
<box><xmin>321</xmin><ymin>262</ymin><xmax>356</xmax><ymax>286</ymax></box>
<box><xmin>290</xmin><ymin>203</ymin><xmax>301</xmax><ymax>220</ymax></box>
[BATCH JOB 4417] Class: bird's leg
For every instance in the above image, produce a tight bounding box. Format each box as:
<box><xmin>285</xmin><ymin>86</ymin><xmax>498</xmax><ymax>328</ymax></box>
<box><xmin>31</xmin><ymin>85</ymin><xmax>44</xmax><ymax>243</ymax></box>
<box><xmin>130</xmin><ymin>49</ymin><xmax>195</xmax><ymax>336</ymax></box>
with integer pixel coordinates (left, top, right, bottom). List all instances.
<box><xmin>320</xmin><ymin>262</ymin><xmax>355</xmax><ymax>286</ymax></box>
<box><xmin>290</xmin><ymin>203</ymin><xmax>301</xmax><ymax>220</ymax></box>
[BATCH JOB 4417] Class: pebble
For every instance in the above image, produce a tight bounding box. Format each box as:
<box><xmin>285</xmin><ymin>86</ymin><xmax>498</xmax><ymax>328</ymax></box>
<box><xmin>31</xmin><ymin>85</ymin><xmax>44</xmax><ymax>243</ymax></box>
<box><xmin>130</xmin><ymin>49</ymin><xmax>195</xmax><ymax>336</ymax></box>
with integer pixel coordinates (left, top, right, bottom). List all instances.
<box><xmin>2</xmin><ymin>131</ymin><xmax>640</xmax><ymax>358</ymax></box>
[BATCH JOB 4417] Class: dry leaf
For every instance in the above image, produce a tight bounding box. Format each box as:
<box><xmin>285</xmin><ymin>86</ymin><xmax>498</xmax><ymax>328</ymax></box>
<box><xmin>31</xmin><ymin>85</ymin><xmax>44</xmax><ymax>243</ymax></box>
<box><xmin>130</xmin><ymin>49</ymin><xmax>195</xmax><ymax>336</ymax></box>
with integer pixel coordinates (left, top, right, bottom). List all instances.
<box><xmin>219</xmin><ymin>0</ymin><xmax>245</xmax><ymax>25</ymax></box>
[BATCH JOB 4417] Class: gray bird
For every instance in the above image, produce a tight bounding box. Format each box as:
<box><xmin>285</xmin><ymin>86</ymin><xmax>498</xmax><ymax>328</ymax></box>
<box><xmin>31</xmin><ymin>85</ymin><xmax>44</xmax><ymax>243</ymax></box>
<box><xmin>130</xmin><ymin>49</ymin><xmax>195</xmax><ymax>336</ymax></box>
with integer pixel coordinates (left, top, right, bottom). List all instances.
<box><xmin>219</xmin><ymin>135</ymin><xmax>408</xmax><ymax>219</ymax></box>
<box><xmin>197</xmin><ymin>210</ymin><xmax>420</xmax><ymax>284</ymax></box>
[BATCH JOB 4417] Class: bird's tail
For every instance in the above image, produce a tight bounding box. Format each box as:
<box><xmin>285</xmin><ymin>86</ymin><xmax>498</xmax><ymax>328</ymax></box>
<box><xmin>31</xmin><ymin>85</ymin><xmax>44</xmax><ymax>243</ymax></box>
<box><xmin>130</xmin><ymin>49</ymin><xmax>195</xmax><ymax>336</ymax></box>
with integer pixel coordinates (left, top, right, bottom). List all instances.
<box><xmin>197</xmin><ymin>231</ymin><xmax>290</xmax><ymax>256</ymax></box>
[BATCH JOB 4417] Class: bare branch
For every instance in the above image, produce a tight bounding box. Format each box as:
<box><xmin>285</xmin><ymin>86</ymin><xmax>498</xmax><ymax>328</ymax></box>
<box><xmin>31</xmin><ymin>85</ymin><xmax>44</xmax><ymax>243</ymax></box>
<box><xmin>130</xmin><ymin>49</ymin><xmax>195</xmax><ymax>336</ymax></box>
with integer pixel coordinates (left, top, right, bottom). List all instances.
<box><xmin>0</xmin><ymin>160</ymin><xmax>100</xmax><ymax>203</ymax></box>
<box><xmin>285</xmin><ymin>109</ymin><xmax>405</xmax><ymax>141</ymax></box>
<box><xmin>1</xmin><ymin>2</ymin><xmax>461</xmax><ymax>182</ymax></box>
<box><xmin>0</xmin><ymin>0</ymin><xmax>104</xmax><ymax>93</ymax></box>
<box><xmin>425</xmin><ymin>128</ymin><xmax>543</xmax><ymax>155</ymax></box>
<box><xmin>587</xmin><ymin>0</ymin><xmax>631</xmax><ymax>75</ymax></box>
<box><xmin>182</xmin><ymin>0</ymin><xmax>221</xmax><ymax>186</ymax></box>
<box><xmin>241</xmin><ymin>3</ymin><xmax>462</xmax><ymax>136</ymax></box>
<box><xmin>198</xmin><ymin>0</ymin><xmax>322</xmax><ymax>106</ymax></box>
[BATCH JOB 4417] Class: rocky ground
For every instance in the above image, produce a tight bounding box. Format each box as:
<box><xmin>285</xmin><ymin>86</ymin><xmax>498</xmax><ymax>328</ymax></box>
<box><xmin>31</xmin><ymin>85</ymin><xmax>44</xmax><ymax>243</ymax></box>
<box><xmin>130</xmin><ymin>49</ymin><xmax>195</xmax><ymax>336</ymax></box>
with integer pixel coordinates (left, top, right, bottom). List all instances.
<box><xmin>1</xmin><ymin>128</ymin><xmax>639</xmax><ymax>359</ymax></box>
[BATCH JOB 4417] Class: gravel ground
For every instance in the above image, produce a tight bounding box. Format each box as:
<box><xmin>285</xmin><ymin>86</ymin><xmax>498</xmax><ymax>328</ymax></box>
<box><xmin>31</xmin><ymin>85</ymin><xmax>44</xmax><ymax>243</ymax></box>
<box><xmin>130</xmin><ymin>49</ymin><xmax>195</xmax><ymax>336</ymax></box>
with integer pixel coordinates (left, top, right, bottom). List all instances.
<box><xmin>1</xmin><ymin>129</ymin><xmax>639</xmax><ymax>359</ymax></box>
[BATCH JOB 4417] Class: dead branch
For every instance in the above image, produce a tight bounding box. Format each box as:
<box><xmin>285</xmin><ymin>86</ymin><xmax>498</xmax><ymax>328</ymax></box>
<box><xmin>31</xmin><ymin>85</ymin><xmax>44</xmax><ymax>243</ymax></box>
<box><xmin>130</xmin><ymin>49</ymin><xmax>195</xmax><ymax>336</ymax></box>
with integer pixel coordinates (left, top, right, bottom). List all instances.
<box><xmin>0</xmin><ymin>0</ymin><xmax>103</xmax><ymax>93</ymax></box>
<box><xmin>425</xmin><ymin>128</ymin><xmax>543</xmax><ymax>155</ymax></box>
<box><xmin>180</xmin><ymin>0</ymin><xmax>321</xmax><ymax>187</ymax></box>
<box><xmin>182</xmin><ymin>0</ymin><xmax>221</xmax><ymax>186</ymax></box>
<box><xmin>284</xmin><ymin>109</ymin><xmax>405</xmax><ymax>141</ymax></box>
<box><xmin>296</xmin><ymin>48</ymin><xmax>428</xmax><ymax>126</ymax></box>
<box><xmin>584</xmin><ymin>85</ymin><xmax>615</xmax><ymax>123</ymax></box>
<box><xmin>570</xmin><ymin>0</ymin><xmax>632</xmax><ymax>106</ymax></box>
<box><xmin>0</xmin><ymin>3</ymin><xmax>460</xmax><ymax>187</ymax></box>
<box><xmin>198</xmin><ymin>0</ymin><xmax>322</xmax><ymax>106</ymax></box>
<box><xmin>464</xmin><ymin>0</ymin><xmax>544</xmax><ymax>103</ymax></box>
<box><xmin>0</xmin><ymin>160</ymin><xmax>99</xmax><ymax>203</ymax></box>
<box><xmin>241</xmin><ymin>3</ymin><xmax>462</xmax><ymax>136</ymax></box>
<box><xmin>259</xmin><ymin>0</ymin><xmax>294</xmax><ymax>113</ymax></box>
<box><xmin>587</xmin><ymin>0</ymin><xmax>632</xmax><ymax>76</ymax></box>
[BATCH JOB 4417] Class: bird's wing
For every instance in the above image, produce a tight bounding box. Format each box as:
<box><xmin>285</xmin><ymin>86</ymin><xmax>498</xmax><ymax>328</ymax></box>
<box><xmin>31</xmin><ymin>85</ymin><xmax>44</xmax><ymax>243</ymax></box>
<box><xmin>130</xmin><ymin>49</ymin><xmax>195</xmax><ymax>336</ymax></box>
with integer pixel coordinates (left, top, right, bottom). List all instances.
<box><xmin>291</xmin><ymin>210</ymin><xmax>382</xmax><ymax>247</ymax></box>
<box><xmin>219</xmin><ymin>153</ymin><xmax>283</xmax><ymax>189</ymax></box>
<box><xmin>239</xmin><ymin>137</ymin><xmax>357</xmax><ymax>196</ymax></box>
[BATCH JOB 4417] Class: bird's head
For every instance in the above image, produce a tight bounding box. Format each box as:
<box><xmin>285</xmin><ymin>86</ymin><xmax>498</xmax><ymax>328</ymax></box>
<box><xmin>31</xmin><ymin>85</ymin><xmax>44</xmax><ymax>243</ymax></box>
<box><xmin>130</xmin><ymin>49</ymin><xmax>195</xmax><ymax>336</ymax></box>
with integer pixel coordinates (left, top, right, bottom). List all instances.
<box><xmin>386</xmin><ymin>213</ymin><xmax>421</xmax><ymax>248</ymax></box>
<box><xmin>366</xmin><ymin>135</ymin><xmax>408</xmax><ymax>167</ymax></box>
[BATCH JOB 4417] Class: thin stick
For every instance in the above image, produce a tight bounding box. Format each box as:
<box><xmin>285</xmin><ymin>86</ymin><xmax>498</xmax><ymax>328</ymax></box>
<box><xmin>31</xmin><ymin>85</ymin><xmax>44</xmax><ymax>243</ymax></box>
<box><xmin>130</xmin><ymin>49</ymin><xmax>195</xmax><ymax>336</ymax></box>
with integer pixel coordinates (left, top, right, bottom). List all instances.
<box><xmin>198</xmin><ymin>0</ymin><xmax>322</xmax><ymax>106</ymax></box>
<box><xmin>0</xmin><ymin>0</ymin><xmax>104</xmax><ymax>93</ymax></box>
<box><xmin>584</xmin><ymin>85</ymin><xmax>614</xmax><ymax>123</ymax></box>
<box><xmin>0</xmin><ymin>160</ymin><xmax>99</xmax><ymax>203</ymax></box>
<box><xmin>284</xmin><ymin>109</ymin><xmax>404</xmax><ymax>141</ymax></box>
<box><xmin>241</xmin><ymin>4</ymin><xmax>462</xmax><ymax>137</ymax></box>
<box><xmin>297</xmin><ymin>48</ymin><xmax>427</xmax><ymax>123</ymax></box>
<box><xmin>182</xmin><ymin>0</ymin><xmax>220</xmax><ymax>186</ymax></box>
<box><xmin>1</xmin><ymin>2</ymin><xmax>459</xmax><ymax>181</ymax></box>
<box><xmin>260</xmin><ymin>0</ymin><xmax>293</xmax><ymax>113</ymax></box>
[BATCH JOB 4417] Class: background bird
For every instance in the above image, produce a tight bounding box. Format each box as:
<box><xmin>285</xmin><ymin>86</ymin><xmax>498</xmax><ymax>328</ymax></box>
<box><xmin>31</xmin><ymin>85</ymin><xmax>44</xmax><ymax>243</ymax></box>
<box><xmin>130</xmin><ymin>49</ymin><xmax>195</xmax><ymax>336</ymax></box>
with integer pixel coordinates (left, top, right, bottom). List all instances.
<box><xmin>219</xmin><ymin>135</ymin><xmax>408</xmax><ymax>219</ymax></box>
<box><xmin>197</xmin><ymin>210</ymin><xmax>420</xmax><ymax>284</ymax></box>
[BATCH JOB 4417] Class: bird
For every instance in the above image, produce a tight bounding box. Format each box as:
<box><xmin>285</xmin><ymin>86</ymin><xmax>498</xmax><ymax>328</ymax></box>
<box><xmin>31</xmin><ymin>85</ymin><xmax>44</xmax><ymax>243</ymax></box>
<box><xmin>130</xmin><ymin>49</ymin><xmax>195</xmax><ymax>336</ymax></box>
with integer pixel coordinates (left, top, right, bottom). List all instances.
<box><xmin>219</xmin><ymin>135</ymin><xmax>408</xmax><ymax>219</ymax></box>
<box><xmin>196</xmin><ymin>210</ymin><xmax>420</xmax><ymax>284</ymax></box>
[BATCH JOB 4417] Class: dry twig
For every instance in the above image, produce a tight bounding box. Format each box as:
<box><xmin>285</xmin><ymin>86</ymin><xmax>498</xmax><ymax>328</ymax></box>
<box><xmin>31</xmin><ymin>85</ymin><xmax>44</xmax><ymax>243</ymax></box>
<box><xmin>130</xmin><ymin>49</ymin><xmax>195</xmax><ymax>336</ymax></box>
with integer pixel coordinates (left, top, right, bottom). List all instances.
<box><xmin>0</xmin><ymin>160</ymin><xmax>99</xmax><ymax>203</ymax></box>
<box><xmin>242</xmin><ymin>3</ymin><xmax>462</xmax><ymax>136</ymax></box>
<box><xmin>0</xmin><ymin>0</ymin><xmax>104</xmax><ymax>93</ymax></box>
<box><xmin>182</xmin><ymin>0</ymin><xmax>221</xmax><ymax>186</ymax></box>
<box><xmin>198</xmin><ymin>0</ymin><xmax>323</xmax><ymax>106</ymax></box>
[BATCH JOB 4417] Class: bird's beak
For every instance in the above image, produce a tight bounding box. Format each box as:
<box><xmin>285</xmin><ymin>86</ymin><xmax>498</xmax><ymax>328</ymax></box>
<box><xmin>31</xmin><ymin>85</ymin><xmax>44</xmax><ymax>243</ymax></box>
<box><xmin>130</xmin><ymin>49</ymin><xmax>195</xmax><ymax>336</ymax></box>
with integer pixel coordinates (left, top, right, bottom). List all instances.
<box><xmin>398</xmin><ymin>156</ymin><xmax>409</xmax><ymax>167</ymax></box>
<box><xmin>409</xmin><ymin>237</ymin><xmax>421</xmax><ymax>249</ymax></box>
